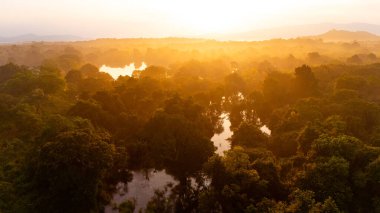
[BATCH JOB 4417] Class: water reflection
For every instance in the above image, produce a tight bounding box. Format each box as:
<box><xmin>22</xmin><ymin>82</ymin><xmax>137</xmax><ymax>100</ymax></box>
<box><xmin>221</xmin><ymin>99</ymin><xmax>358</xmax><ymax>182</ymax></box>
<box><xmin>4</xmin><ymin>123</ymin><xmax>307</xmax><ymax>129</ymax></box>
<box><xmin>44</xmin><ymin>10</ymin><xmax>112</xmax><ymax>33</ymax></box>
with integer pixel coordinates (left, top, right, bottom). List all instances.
<box><xmin>260</xmin><ymin>125</ymin><xmax>271</xmax><ymax>135</ymax></box>
<box><xmin>105</xmin><ymin>170</ymin><xmax>176</xmax><ymax>212</ymax></box>
<box><xmin>100</xmin><ymin>62</ymin><xmax>147</xmax><ymax>79</ymax></box>
<box><xmin>211</xmin><ymin>113</ymin><xmax>232</xmax><ymax>156</ymax></box>
<box><xmin>106</xmin><ymin>114</ymin><xmax>233</xmax><ymax>212</ymax></box>
<box><xmin>106</xmin><ymin>113</ymin><xmax>271</xmax><ymax>212</ymax></box>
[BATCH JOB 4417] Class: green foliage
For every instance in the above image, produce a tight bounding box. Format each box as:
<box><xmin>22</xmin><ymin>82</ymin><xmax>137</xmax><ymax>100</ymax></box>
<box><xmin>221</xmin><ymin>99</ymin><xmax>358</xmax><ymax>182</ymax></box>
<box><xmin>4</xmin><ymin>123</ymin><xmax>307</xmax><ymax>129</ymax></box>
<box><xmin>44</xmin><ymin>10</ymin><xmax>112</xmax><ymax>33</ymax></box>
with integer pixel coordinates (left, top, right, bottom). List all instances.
<box><xmin>294</xmin><ymin>65</ymin><xmax>318</xmax><ymax>98</ymax></box>
<box><xmin>0</xmin><ymin>63</ymin><xmax>23</xmax><ymax>83</ymax></box>
<box><xmin>309</xmin><ymin>135</ymin><xmax>364</xmax><ymax>162</ymax></box>
<box><xmin>28</xmin><ymin>129</ymin><xmax>115</xmax><ymax>213</ymax></box>
<box><xmin>270</xmin><ymin>131</ymin><xmax>299</xmax><ymax>157</ymax></box>
<box><xmin>231</xmin><ymin>122</ymin><xmax>269</xmax><ymax>148</ymax></box>
<box><xmin>143</xmin><ymin>110</ymin><xmax>214</xmax><ymax>180</ymax></box>
<box><xmin>145</xmin><ymin>187</ymin><xmax>175</xmax><ymax>213</ymax></box>
<box><xmin>263</xmin><ymin>71</ymin><xmax>293</xmax><ymax>107</ymax></box>
<box><xmin>140</xmin><ymin>66</ymin><xmax>168</xmax><ymax>79</ymax></box>
<box><xmin>68</xmin><ymin>99</ymin><xmax>113</xmax><ymax>129</ymax></box>
<box><xmin>2</xmin><ymin>44</ymin><xmax>380</xmax><ymax>213</ymax></box>
<box><xmin>299</xmin><ymin>156</ymin><xmax>352</xmax><ymax>209</ymax></box>
<box><xmin>203</xmin><ymin>147</ymin><xmax>274</xmax><ymax>212</ymax></box>
<box><xmin>118</xmin><ymin>199</ymin><xmax>136</xmax><ymax>213</ymax></box>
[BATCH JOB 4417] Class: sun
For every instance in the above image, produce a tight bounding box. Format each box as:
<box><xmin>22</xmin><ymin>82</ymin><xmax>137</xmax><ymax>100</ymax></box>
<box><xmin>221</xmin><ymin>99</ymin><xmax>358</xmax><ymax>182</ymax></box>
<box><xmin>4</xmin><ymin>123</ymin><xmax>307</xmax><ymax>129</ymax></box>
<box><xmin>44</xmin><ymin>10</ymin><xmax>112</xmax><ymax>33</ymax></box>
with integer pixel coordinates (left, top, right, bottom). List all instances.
<box><xmin>162</xmin><ymin>0</ymin><xmax>292</xmax><ymax>36</ymax></box>
<box><xmin>161</xmin><ymin>0</ymin><xmax>249</xmax><ymax>35</ymax></box>
<box><xmin>179</xmin><ymin>5</ymin><xmax>240</xmax><ymax>34</ymax></box>
<box><xmin>103</xmin><ymin>0</ymin><xmax>306</xmax><ymax>37</ymax></box>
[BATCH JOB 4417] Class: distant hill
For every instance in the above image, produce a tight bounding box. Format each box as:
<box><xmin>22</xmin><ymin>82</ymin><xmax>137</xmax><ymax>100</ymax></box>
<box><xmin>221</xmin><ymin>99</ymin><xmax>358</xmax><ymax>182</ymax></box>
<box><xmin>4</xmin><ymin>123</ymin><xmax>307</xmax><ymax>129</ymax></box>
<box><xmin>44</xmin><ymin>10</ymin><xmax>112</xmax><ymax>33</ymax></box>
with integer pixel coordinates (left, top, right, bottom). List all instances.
<box><xmin>208</xmin><ymin>23</ymin><xmax>380</xmax><ymax>41</ymax></box>
<box><xmin>0</xmin><ymin>34</ymin><xmax>84</xmax><ymax>43</ymax></box>
<box><xmin>306</xmin><ymin>29</ymin><xmax>380</xmax><ymax>42</ymax></box>
<box><xmin>3</xmin><ymin>23</ymin><xmax>380</xmax><ymax>43</ymax></box>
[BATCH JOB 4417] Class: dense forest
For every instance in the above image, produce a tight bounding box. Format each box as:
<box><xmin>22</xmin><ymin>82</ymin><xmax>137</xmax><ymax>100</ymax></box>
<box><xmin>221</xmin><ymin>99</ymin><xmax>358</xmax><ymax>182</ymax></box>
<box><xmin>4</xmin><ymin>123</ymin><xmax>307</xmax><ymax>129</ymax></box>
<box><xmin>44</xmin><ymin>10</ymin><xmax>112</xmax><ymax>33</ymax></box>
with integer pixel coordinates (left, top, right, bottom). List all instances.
<box><xmin>1</xmin><ymin>38</ymin><xmax>380</xmax><ymax>213</ymax></box>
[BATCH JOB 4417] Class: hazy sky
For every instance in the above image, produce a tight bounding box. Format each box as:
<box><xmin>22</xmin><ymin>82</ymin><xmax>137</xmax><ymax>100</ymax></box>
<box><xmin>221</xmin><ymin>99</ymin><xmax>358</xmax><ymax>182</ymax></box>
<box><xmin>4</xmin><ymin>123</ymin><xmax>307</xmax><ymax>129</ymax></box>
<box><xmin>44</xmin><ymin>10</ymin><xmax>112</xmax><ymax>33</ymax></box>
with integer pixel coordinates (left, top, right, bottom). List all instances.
<box><xmin>1</xmin><ymin>0</ymin><xmax>380</xmax><ymax>38</ymax></box>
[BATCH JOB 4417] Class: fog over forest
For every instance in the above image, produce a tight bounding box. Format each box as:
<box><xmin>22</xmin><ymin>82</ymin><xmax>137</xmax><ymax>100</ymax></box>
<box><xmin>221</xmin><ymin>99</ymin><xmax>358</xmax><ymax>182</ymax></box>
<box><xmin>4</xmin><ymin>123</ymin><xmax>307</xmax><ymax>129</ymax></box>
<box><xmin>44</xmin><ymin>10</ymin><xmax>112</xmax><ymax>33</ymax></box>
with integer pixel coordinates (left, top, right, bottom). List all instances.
<box><xmin>2</xmin><ymin>0</ymin><xmax>380</xmax><ymax>213</ymax></box>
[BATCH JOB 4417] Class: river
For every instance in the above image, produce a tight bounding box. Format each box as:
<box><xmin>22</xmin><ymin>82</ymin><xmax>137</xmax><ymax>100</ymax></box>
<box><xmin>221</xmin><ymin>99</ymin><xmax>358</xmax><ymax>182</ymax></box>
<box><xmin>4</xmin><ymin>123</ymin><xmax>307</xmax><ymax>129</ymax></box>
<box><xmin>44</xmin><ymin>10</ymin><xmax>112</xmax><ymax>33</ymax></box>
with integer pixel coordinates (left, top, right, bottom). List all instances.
<box><xmin>105</xmin><ymin>113</ymin><xmax>272</xmax><ymax>212</ymax></box>
<box><xmin>99</xmin><ymin>63</ymin><xmax>234</xmax><ymax>212</ymax></box>
<box><xmin>105</xmin><ymin>113</ymin><xmax>233</xmax><ymax>212</ymax></box>
<box><xmin>100</xmin><ymin>63</ymin><xmax>147</xmax><ymax>79</ymax></box>
<box><xmin>211</xmin><ymin>114</ymin><xmax>232</xmax><ymax>156</ymax></box>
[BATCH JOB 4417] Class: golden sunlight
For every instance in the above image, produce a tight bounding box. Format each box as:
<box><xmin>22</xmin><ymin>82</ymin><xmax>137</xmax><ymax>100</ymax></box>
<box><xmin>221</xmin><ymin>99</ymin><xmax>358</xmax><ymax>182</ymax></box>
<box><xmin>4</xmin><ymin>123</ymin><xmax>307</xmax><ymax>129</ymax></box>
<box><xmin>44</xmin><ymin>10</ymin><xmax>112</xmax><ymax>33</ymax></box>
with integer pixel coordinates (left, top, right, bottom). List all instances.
<box><xmin>149</xmin><ymin>0</ymin><xmax>309</xmax><ymax>35</ymax></box>
<box><xmin>100</xmin><ymin>63</ymin><xmax>147</xmax><ymax>79</ymax></box>
<box><xmin>3</xmin><ymin>1</ymin><xmax>380</xmax><ymax>212</ymax></box>
<box><xmin>139</xmin><ymin>0</ymin><xmax>285</xmax><ymax>35</ymax></box>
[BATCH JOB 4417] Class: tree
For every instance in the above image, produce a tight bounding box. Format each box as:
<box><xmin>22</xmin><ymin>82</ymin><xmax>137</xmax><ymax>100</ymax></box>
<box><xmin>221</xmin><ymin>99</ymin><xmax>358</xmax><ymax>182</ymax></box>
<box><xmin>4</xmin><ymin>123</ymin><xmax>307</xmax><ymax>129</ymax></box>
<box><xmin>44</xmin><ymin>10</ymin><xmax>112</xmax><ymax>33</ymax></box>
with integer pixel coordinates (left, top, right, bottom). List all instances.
<box><xmin>298</xmin><ymin>156</ymin><xmax>352</xmax><ymax>210</ymax></box>
<box><xmin>143</xmin><ymin>111</ymin><xmax>214</xmax><ymax>181</ymax></box>
<box><xmin>203</xmin><ymin>147</ymin><xmax>267</xmax><ymax>212</ymax></box>
<box><xmin>80</xmin><ymin>63</ymin><xmax>99</xmax><ymax>78</ymax></box>
<box><xmin>309</xmin><ymin>135</ymin><xmax>365</xmax><ymax>162</ymax></box>
<box><xmin>2</xmin><ymin>70</ymin><xmax>37</xmax><ymax>96</ymax></box>
<box><xmin>65</xmin><ymin>70</ymin><xmax>82</xmax><ymax>84</ymax></box>
<box><xmin>335</xmin><ymin>76</ymin><xmax>367</xmax><ymax>92</ymax></box>
<box><xmin>118</xmin><ymin>199</ymin><xmax>136</xmax><ymax>213</ymax></box>
<box><xmin>366</xmin><ymin>157</ymin><xmax>380</xmax><ymax>211</ymax></box>
<box><xmin>263</xmin><ymin>71</ymin><xmax>293</xmax><ymax>107</ymax></box>
<box><xmin>35</xmin><ymin>68</ymin><xmax>65</xmax><ymax>94</ymax></box>
<box><xmin>146</xmin><ymin>187</ymin><xmax>175</xmax><ymax>213</ymax></box>
<box><xmin>68</xmin><ymin>99</ymin><xmax>113</xmax><ymax>129</ymax></box>
<box><xmin>224</xmin><ymin>73</ymin><xmax>246</xmax><ymax>96</ymax></box>
<box><xmin>294</xmin><ymin>65</ymin><xmax>318</xmax><ymax>98</ymax></box>
<box><xmin>286</xmin><ymin>189</ymin><xmax>341</xmax><ymax>213</ymax></box>
<box><xmin>231</xmin><ymin>122</ymin><xmax>268</xmax><ymax>148</ymax></box>
<box><xmin>0</xmin><ymin>63</ymin><xmax>22</xmax><ymax>83</ymax></box>
<box><xmin>28</xmin><ymin>129</ymin><xmax>115</xmax><ymax>213</ymax></box>
<box><xmin>270</xmin><ymin>131</ymin><xmax>299</xmax><ymax>157</ymax></box>
<box><xmin>140</xmin><ymin>66</ymin><xmax>168</xmax><ymax>79</ymax></box>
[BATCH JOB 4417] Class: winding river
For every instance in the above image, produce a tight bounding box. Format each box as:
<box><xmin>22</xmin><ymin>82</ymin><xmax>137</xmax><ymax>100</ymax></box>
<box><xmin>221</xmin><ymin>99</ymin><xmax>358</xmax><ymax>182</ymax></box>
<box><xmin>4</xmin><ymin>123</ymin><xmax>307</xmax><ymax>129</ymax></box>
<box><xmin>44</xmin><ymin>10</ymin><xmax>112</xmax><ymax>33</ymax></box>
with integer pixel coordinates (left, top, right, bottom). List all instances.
<box><xmin>105</xmin><ymin>114</ymin><xmax>233</xmax><ymax>212</ymax></box>
<box><xmin>100</xmin><ymin>63</ymin><xmax>271</xmax><ymax>212</ymax></box>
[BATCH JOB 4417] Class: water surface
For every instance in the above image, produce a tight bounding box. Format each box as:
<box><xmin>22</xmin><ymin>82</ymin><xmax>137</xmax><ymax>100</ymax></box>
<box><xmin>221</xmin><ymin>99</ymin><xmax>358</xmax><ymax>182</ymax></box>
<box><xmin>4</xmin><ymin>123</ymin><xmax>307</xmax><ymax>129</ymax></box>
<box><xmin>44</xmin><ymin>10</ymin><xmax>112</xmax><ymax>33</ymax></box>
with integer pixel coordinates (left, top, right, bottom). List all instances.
<box><xmin>105</xmin><ymin>170</ymin><xmax>176</xmax><ymax>212</ymax></box>
<box><xmin>106</xmin><ymin>113</ymin><xmax>233</xmax><ymax>212</ymax></box>
<box><xmin>100</xmin><ymin>62</ymin><xmax>147</xmax><ymax>79</ymax></box>
<box><xmin>211</xmin><ymin>113</ymin><xmax>232</xmax><ymax>156</ymax></box>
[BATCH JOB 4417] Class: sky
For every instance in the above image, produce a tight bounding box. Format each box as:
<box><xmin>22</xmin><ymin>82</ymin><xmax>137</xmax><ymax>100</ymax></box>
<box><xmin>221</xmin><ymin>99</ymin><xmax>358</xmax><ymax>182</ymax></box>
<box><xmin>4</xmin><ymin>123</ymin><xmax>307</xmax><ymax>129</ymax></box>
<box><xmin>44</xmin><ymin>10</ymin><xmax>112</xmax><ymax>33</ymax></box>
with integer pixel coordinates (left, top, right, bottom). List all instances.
<box><xmin>1</xmin><ymin>0</ymin><xmax>380</xmax><ymax>38</ymax></box>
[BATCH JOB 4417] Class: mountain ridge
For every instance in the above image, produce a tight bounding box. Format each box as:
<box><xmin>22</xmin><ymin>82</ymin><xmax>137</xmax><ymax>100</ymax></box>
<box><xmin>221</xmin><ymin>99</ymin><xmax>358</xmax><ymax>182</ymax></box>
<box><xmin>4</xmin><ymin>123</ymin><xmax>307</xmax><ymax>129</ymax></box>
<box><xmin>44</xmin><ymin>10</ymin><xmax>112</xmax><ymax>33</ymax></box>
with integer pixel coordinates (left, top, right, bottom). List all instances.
<box><xmin>0</xmin><ymin>34</ymin><xmax>84</xmax><ymax>43</ymax></box>
<box><xmin>207</xmin><ymin>23</ymin><xmax>380</xmax><ymax>41</ymax></box>
<box><xmin>3</xmin><ymin>23</ymin><xmax>380</xmax><ymax>43</ymax></box>
<box><xmin>305</xmin><ymin>29</ymin><xmax>380</xmax><ymax>42</ymax></box>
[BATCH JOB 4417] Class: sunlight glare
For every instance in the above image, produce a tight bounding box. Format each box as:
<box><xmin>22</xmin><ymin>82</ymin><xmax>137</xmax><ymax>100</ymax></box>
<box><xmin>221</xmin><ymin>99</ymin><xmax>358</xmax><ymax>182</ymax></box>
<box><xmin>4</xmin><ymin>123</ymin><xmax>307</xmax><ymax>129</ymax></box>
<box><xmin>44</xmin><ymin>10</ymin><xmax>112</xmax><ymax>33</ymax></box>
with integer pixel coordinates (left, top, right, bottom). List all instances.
<box><xmin>100</xmin><ymin>62</ymin><xmax>147</xmax><ymax>79</ymax></box>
